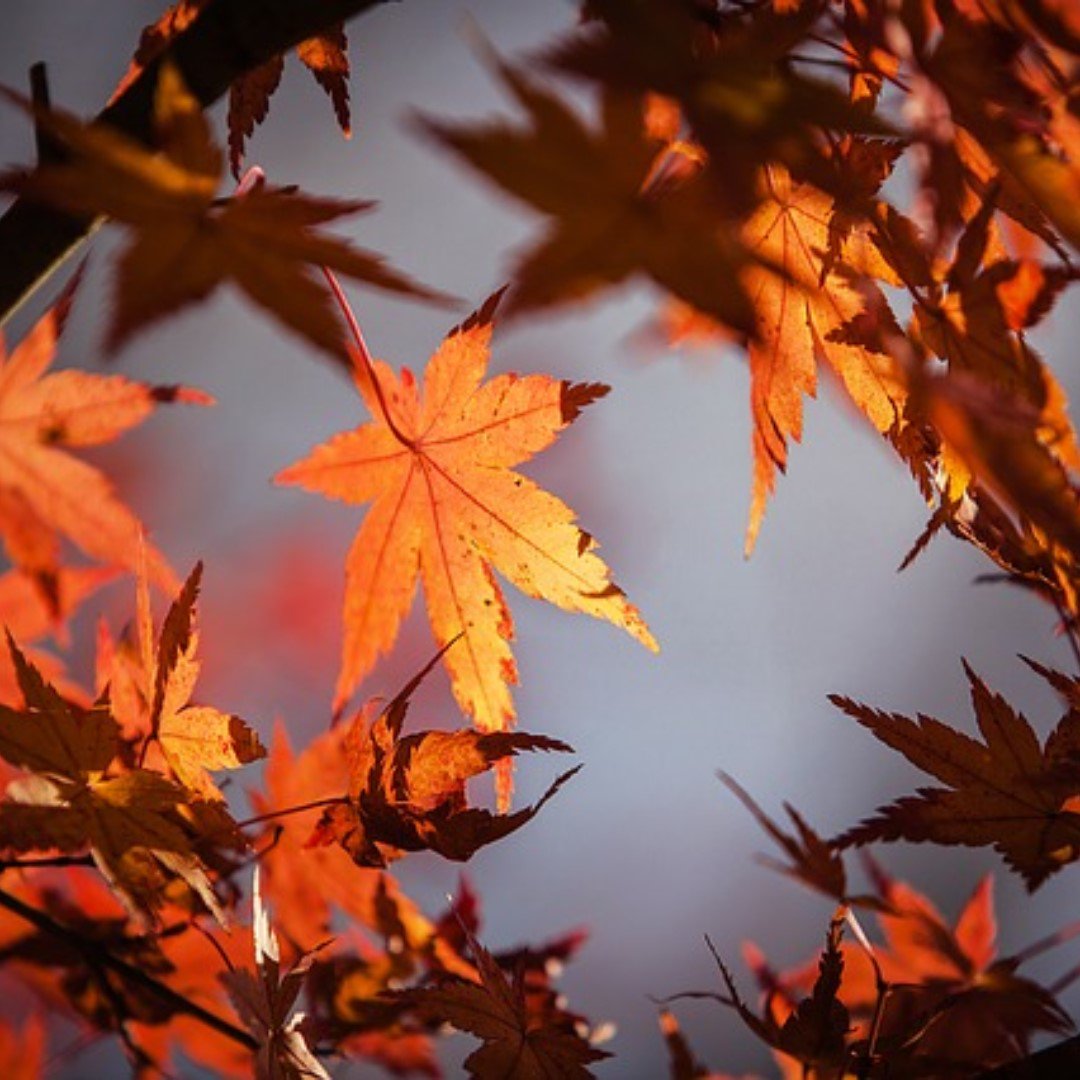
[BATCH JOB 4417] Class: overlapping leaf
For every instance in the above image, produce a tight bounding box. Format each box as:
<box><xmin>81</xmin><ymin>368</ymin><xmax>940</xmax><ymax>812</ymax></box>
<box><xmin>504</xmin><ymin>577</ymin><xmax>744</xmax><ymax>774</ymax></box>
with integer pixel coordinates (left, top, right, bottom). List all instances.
<box><xmin>546</xmin><ymin>0</ymin><xmax>891</xmax><ymax>213</ymax></box>
<box><xmin>744</xmin><ymin>865</ymin><xmax>1073</xmax><ymax>1075</ymax></box>
<box><xmin>4</xmin><ymin>64</ymin><xmax>447</xmax><ymax>362</ymax></box>
<box><xmin>671</xmin><ymin>916</ymin><xmax>850</xmax><ymax>1077</ymax></box>
<box><xmin>833</xmin><ymin>662</ymin><xmax>1080</xmax><ymax>889</ymax></box>
<box><xmin>0</xmin><ymin>635</ymin><xmax>223</xmax><ymax>920</ymax></box>
<box><xmin>419</xmin><ymin>62</ymin><xmax>756</xmax><ymax>331</ymax></box>
<box><xmin>251</xmin><ymin>721</ymin><xmax>429</xmax><ymax>955</ymax></box>
<box><xmin>400</xmin><ymin>927</ymin><xmax>609</xmax><ymax>1079</ymax></box>
<box><xmin>115</xmin><ymin>0</ymin><xmax>351</xmax><ymax>177</ymax></box>
<box><xmin>854</xmin><ymin>861</ymin><xmax>1072</xmax><ymax>1059</ymax></box>
<box><xmin>0</xmin><ymin>281</ymin><xmax>206</xmax><ymax>593</ymax></box>
<box><xmin>308</xmin><ymin>651</ymin><xmax>580</xmax><ymax>865</ymax></box>
<box><xmin>115</xmin><ymin>560</ymin><xmax>266</xmax><ymax>800</ymax></box>
<box><xmin>221</xmin><ymin>870</ymin><xmax>329</xmax><ymax>1080</ymax></box>
<box><xmin>740</xmin><ymin>164</ymin><xmax>907</xmax><ymax>553</ymax></box>
<box><xmin>276</xmin><ymin>293</ymin><xmax>656</xmax><ymax>805</ymax></box>
<box><xmin>0</xmin><ymin>564</ymin><xmax>117</xmax><ymax>705</ymax></box>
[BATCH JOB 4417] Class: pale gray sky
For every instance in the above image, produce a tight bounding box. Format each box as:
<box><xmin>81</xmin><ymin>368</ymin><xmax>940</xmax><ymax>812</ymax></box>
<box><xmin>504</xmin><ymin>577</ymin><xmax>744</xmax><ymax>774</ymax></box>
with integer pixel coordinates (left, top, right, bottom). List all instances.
<box><xmin>3</xmin><ymin>3</ymin><xmax>1080</xmax><ymax>1076</ymax></box>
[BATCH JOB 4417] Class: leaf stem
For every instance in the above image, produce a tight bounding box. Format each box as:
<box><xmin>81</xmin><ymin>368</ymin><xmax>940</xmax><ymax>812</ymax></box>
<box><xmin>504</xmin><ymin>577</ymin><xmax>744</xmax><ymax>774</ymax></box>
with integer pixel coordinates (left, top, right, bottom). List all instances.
<box><xmin>233</xmin><ymin>796</ymin><xmax>347</xmax><ymax>832</ymax></box>
<box><xmin>1012</xmin><ymin>915</ymin><xmax>1080</xmax><ymax>966</ymax></box>
<box><xmin>1051</xmin><ymin>594</ymin><xmax>1080</xmax><ymax>674</ymax></box>
<box><xmin>844</xmin><ymin>907</ymin><xmax>890</xmax><ymax>1080</ymax></box>
<box><xmin>0</xmin><ymin>886</ymin><xmax>257</xmax><ymax>1052</ymax></box>
<box><xmin>322</xmin><ymin>266</ymin><xmax>415</xmax><ymax>448</ymax></box>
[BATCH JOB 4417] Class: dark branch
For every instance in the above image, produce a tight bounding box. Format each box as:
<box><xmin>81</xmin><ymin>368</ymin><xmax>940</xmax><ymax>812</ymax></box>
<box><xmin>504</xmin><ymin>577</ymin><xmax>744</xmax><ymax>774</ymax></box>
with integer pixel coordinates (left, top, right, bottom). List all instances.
<box><xmin>978</xmin><ymin>1035</ymin><xmax>1080</xmax><ymax>1079</ymax></box>
<box><xmin>0</xmin><ymin>0</ymin><xmax>396</xmax><ymax>324</ymax></box>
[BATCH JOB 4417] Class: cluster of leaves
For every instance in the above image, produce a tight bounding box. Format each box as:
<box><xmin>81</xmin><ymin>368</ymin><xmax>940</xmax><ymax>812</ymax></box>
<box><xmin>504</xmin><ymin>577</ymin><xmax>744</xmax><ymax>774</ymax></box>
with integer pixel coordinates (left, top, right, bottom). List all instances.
<box><xmin>0</xmin><ymin>542</ymin><xmax>602</xmax><ymax>1073</ymax></box>
<box><xmin>4</xmin><ymin>0</ymin><xmax>1080</xmax><ymax>1076</ymax></box>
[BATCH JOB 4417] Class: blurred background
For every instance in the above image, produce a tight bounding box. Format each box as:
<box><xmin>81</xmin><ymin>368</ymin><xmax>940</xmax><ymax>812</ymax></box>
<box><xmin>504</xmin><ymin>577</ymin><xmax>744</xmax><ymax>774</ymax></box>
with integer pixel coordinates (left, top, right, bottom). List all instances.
<box><xmin>3</xmin><ymin>1</ymin><xmax>1080</xmax><ymax>1076</ymax></box>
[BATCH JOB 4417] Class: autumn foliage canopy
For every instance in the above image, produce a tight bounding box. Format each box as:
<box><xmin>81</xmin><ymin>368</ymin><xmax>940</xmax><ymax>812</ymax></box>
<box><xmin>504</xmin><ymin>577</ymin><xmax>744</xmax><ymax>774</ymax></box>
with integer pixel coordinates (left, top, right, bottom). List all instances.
<box><xmin>5</xmin><ymin>0</ymin><xmax>1080</xmax><ymax>1076</ymax></box>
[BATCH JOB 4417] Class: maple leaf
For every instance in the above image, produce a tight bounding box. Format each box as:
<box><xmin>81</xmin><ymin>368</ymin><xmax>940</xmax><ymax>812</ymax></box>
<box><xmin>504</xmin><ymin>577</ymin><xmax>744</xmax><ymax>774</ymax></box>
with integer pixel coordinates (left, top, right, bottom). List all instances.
<box><xmin>400</xmin><ymin>926</ymin><xmax>610</xmax><ymax>1079</ymax></box>
<box><xmin>546</xmin><ymin>0</ymin><xmax>892</xmax><ymax>215</ymax></box>
<box><xmin>228</xmin><ymin>26</ymin><xmax>351</xmax><ymax>178</ymax></box>
<box><xmin>308</xmin><ymin>648</ymin><xmax>581</xmax><ymax>864</ymax></box>
<box><xmin>251</xmin><ymin>719</ymin><xmax>451</xmax><ymax>968</ymax></box>
<box><xmin>718</xmin><ymin>772</ymin><xmax>885</xmax><ymax>909</ymax></box>
<box><xmin>121</xmin><ymin>559</ymin><xmax>266</xmax><ymax>800</ymax></box>
<box><xmin>3</xmin><ymin>63</ymin><xmax>448</xmax><ymax>362</ymax></box>
<box><xmin>920</xmin><ymin>369</ymin><xmax>1080</xmax><ymax>567</ymax></box>
<box><xmin>747</xmin><ymin>864</ymin><xmax>1072</xmax><ymax>1075</ymax></box>
<box><xmin>674</xmin><ymin>915</ymin><xmax>850</xmax><ymax>1075</ymax></box>
<box><xmin>115</xmin><ymin>1</ymin><xmax>351</xmax><ymax>178</ymax></box>
<box><xmin>857</xmin><ymin>860</ymin><xmax>1072</xmax><ymax>1059</ymax></box>
<box><xmin>0</xmin><ymin>871</ymin><xmax>189</xmax><ymax>1056</ymax></box>
<box><xmin>832</xmin><ymin>662</ymin><xmax>1080</xmax><ymax>889</ymax></box>
<box><xmin>0</xmin><ymin>634</ymin><xmax>225</xmax><ymax>921</ymax></box>
<box><xmin>0</xmin><ymin>563</ymin><xmax>117</xmax><ymax>706</ymax></box>
<box><xmin>740</xmin><ymin>164</ymin><xmax>907</xmax><ymax>553</ymax></box>
<box><xmin>418</xmin><ymin>61</ymin><xmax>756</xmax><ymax>332</ymax></box>
<box><xmin>276</xmin><ymin>292</ymin><xmax>656</xmax><ymax>795</ymax></box>
<box><xmin>906</xmin><ymin>193</ymin><xmax>1080</xmax><ymax>493</ymax></box>
<box><xmin>921</xmin><ymin>6</ymin><xmax>1080</xmax><ymax>255</ymax></box>
<box><xmin>221</xmin><ymin>869</ymin><xmax>329</xmax><ymax>1080</ymax></box>
<box><xmin>0</xmin><ymin>280</ymin><xmax>208</xmax><ymax>593</ymax></box>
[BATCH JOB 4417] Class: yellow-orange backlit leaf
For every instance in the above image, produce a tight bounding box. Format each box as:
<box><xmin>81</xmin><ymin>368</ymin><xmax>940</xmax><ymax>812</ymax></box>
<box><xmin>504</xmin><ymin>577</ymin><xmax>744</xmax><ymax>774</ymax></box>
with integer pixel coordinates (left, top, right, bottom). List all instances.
<box><xmin>742</xmin><ymin>166</ymin><xmax>905</xmax><ymax>553</ymax></box>
<box><xmin>0</xmin><ymin>290</ymin><xmax>207</xmax><ymax>591</ymax></box>
<box><xmin>122</xmin><ymin>560</ymin><xmax>266</xmax><ymax>800</ymax></box>
<box><xmin>276</xmin><ymin>301</ymin><xmax>656</xmax><ymax>781</ymax></box>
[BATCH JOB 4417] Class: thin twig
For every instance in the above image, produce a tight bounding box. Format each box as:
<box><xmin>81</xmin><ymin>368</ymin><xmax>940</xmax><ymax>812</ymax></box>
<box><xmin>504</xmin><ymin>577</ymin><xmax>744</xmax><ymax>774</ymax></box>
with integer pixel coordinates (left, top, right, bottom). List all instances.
<box><xmin>233</xmin><ymin>796</ymin><xmax>347</xmax><ymax>832</ymax></box>
<box><xmin>0</xmin><ymin>886</ymin><xmax>257</xmax><ymax>1052</ymax></box>
<box><xmin>1012</xmin><ymin>915</ymin><xmax>1080</xmax><ymax>967</ymax></box>
<box><xmin>0</xmin><ymin>854</ymin><xmax>94</xmax><ymax>871</ymax></box>
<box><xmin>844</xmin><ymin>907</ymin><xmax>890</xmax><ymax>1080</ymax></box>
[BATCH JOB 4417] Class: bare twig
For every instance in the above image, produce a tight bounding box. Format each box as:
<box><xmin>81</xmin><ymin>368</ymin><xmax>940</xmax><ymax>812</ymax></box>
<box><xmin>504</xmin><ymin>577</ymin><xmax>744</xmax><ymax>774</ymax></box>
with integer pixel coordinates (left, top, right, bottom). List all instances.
<box><xmin>0</xmin><ymin>854</ymin><xmax>94</xmax><ymax>871</ymax></box>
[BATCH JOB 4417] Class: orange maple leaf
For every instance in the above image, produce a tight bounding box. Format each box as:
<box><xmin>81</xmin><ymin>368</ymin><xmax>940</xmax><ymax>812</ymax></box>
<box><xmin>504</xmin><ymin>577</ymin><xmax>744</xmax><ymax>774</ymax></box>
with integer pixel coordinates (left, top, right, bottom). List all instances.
<box><xmin>101</xmin><ymin>559</ymin><xmax>266</xmax><ymax>801</ymax></box>
<box><xmin>741</xmin><ymin>165</ymin><xmax>906</xmax><ymax>553</ymax></box>
<box><xmin>0</xmin><ymin>283</ymin><xmax>207</xmax><ymax>592</ymax></box>
<box><xmin>0</xmin><ymin>564</ymin><xmax>117</xmax><ymax>705</ymax></box>
<box><xmin>276</xmin><ymin>293</ymin><xmax>657</xmax><ymax>783</ymax></box>
<box><xmin>252</xmin><ymin>720</ymin><xmax>447</xmax><ymax>960</ymax></box>
<box><xmin>745</xmin><ymin>867</ymin><xmax>1070</xmax><ymax>1076</ymax></box>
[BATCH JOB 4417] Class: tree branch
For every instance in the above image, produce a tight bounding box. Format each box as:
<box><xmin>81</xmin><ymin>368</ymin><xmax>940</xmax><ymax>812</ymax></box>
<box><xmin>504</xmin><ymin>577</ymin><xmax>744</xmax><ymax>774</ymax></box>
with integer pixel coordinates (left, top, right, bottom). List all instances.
<box><xmin>0</xmin><ymin>0</ymin><xmax>396</xmax><ymax>325</ymax></box>
<box><xmin>978</xmin><ymin>1035</ymin><xmax>1080</xmax><ymax>1079</ymax></box>
<box><xmin>0</xmin><ymin>885</ymin><xmax>257</xmax><ymax>1052</ymax></box>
